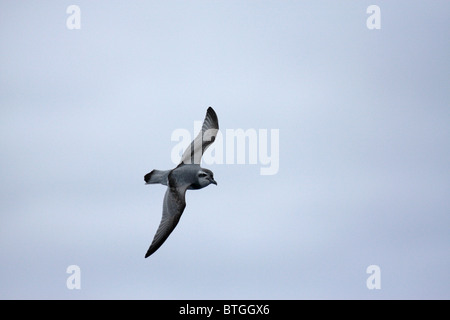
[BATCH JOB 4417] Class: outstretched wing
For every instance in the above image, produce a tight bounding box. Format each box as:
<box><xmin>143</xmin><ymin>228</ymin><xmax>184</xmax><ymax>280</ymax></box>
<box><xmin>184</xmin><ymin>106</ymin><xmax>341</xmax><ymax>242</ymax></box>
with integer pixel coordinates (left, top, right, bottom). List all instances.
<box><xmin>180</xmin><ymin>107</ymin><xmax>219</xmax><ymax>165</ymax></box>
<box><xmin>145</xmin><ymin>174</ymin><xmax>188</xmax><ymax>258</ymax></box>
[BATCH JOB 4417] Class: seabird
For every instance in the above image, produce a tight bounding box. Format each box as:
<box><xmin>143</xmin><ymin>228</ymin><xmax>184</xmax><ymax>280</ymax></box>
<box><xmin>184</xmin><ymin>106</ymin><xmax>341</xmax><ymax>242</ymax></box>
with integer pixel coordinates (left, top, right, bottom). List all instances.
<box><xmin>143</xmin><ymin>107</ymin><xmax>219</xmax><ymax>258</ymax></box>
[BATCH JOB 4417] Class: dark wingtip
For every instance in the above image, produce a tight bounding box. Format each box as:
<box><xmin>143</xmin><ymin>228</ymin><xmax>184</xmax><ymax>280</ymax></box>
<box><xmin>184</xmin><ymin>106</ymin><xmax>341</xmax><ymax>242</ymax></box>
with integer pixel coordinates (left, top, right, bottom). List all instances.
<box><xmin>145</xmin><ymin>247</ymin><xmax>157</xmax><ymax>258</ymax></box>
<box><xmin>205</xmin><ymin>106</ymin><xmax>219</xmax><ymax>129</ymax></box>
<box><xmin>145</xmin><ymin>246</ymin><xmax>155</xmax><ymax>258</ymax></box>
<box><xmin>207</xmin><ymin>106</ymin><xmax>217</xmax><ymax>118</ymax></box>
<box><xmin>144</xmin><ymin>170</ymin><xmax>153</xmax><ymax>184</ymax></box>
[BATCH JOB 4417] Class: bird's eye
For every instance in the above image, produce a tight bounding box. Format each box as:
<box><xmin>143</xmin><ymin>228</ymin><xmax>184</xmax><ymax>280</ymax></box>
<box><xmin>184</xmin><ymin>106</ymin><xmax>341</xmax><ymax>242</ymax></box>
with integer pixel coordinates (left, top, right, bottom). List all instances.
<box><xmin>199</xmin><ymin>173</ymin><xmax>207</xmax><ymax>177</ymax></box>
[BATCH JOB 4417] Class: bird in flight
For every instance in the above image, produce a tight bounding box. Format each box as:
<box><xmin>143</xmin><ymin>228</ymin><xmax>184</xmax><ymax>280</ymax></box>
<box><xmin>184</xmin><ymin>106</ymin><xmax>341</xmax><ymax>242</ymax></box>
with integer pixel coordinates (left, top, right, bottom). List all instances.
<box><xmin>143</xmin><ymin>107</ymin><xmax>219</xmax><ymax>258</ymax></box>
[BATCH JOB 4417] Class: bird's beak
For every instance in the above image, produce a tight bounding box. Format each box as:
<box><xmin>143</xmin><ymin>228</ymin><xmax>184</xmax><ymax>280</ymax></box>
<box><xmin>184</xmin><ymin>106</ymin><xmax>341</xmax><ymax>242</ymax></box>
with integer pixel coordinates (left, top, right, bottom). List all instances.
<box><xmin>210</xmin><ymin>178</ymin><xmax>217</xmax><ymax>186</ymax></box>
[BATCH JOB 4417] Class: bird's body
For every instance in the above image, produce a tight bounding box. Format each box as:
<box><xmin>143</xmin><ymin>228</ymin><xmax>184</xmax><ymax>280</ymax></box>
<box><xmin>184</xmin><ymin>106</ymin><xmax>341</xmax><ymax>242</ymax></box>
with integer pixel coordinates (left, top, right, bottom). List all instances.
<box><xmin>144</xmin><ymin>107</ymin><xmax>219</xmax><ymax>258</ymax></box>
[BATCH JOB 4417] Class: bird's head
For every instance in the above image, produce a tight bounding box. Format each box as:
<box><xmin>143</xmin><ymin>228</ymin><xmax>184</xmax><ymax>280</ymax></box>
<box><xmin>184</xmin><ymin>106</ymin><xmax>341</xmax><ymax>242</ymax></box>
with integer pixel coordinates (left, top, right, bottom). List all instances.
<box><xmin>197</xmin><ymin>169</ymin><xmax>217</xmax><ymax>188</ymax></box>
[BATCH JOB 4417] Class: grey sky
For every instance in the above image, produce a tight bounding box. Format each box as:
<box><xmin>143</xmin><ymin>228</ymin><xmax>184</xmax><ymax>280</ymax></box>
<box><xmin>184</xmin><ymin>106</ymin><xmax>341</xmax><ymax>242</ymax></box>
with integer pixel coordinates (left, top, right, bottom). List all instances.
<box><xmin>0</xmin><ymin>1</ymin><xmax>449</xmax><ymax>299</ymax></box>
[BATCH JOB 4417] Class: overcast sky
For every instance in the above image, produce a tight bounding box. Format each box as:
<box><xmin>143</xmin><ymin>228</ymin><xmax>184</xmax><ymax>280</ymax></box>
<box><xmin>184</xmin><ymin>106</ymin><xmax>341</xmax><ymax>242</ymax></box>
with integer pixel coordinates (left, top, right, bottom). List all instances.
<box><xmin>1</xmin><ymin>0</ymin><xmax>449</xmax><ymax>299</ymax></box>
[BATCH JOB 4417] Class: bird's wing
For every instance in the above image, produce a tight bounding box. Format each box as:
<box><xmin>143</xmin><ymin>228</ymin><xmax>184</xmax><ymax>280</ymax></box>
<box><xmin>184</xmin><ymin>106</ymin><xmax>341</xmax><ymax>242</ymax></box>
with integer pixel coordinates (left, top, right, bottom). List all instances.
<box><xmin>180</xmin><ymin>107</ymin><xmax>219</xmax><ymax>165</ymax></box>
<box><xmin>145</xmin><ymin>173</ymin><xmax>189</xmax><ymax>258</ymax></box>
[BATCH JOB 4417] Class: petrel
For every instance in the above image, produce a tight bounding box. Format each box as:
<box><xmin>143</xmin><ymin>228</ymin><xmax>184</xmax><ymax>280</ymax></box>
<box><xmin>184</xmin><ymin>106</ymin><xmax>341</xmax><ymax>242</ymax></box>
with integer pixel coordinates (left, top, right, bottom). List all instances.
<box><xmin>143</xmin><ymin>107</ymin><xmax>219</xmax><ymax>258</ymax></box>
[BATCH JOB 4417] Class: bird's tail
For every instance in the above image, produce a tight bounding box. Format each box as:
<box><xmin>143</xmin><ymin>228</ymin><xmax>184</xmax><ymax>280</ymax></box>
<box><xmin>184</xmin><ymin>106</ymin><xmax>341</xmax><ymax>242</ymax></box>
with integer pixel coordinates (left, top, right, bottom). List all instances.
<box><xmin>144</xmin><ymin>169</ymin><xmax>170</xmax><ymax>186</ymax></box>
